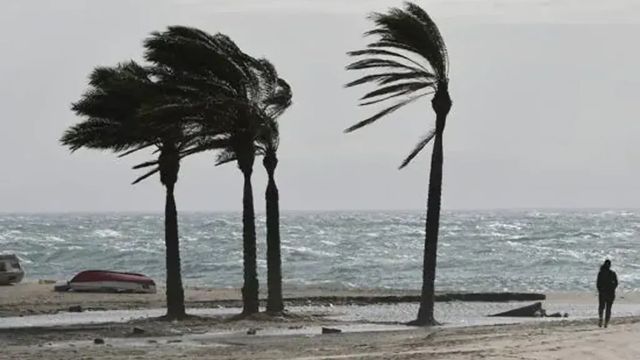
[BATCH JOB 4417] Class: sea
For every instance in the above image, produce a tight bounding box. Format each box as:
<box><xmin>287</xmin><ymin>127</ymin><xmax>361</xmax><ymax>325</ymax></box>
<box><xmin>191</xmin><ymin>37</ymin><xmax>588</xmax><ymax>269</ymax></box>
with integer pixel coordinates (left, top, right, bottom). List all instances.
<box><xmin>0</xmin><ymin>210</ymin><xmax>638</xmax><ymax>293</ymax></box>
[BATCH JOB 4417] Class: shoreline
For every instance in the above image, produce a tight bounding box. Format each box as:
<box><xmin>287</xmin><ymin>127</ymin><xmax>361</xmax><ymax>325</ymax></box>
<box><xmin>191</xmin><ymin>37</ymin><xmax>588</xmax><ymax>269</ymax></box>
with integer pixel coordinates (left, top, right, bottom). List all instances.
<box><xmin>0</xmin><ymin>283</ymin><xmax>551</xmax><ymax>317</ymax></box>
<box><xmin>4</xmin><ymin>283</ymin><xmax>640</xmax><ymax>317</ymax></box>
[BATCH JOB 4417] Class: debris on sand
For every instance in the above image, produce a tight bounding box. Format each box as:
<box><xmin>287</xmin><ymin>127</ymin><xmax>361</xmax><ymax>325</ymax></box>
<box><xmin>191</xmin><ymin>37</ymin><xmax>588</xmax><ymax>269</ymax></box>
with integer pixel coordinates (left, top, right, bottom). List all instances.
<box><xmin>322</xmin><ymin>327</ymin><xmax>342</xmax><ymax>334</ymax></box>
<box><xmin>489</xmin><ymin>302</ymin><xmax>569</xmax><ymax>318</ymax></box>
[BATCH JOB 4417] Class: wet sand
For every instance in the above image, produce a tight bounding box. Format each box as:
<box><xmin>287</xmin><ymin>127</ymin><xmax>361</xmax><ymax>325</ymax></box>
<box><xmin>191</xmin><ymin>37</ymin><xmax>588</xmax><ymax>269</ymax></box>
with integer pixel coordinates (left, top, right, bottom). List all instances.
<box><xmin>3</xmin><ymin>315</ymin><xmax>640</xmax><ymax>359</ymax></box>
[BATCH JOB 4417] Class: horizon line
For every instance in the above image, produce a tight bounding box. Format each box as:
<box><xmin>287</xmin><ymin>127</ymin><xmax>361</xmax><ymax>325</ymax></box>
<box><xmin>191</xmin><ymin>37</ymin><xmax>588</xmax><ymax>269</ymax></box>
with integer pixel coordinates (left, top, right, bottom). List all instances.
<box><xmin>0</xmin><ymin>207</ymin><xmax>638</xmax><ymax>215</ymax></box>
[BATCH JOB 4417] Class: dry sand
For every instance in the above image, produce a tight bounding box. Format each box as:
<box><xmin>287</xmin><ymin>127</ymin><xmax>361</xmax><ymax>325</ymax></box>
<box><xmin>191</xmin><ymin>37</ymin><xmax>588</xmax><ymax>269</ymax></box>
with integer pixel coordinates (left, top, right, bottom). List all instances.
<box><xmin>3</xmin><ymin>284</ymin><xmax>640</xmax><ymax>359</ymax></box>
<box><xmin>0</xmin><ymin>283</ymin><xmax>241</xmax><ymax>316</ymax></box>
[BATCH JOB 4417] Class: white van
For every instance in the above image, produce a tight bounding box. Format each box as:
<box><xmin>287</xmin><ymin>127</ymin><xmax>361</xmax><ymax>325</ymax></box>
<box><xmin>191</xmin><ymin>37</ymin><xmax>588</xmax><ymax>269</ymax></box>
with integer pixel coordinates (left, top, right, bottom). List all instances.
<box><xmin>0</xmin><ymin>254</ymin><xmax>24</xmax><ymax>285</ymax></box>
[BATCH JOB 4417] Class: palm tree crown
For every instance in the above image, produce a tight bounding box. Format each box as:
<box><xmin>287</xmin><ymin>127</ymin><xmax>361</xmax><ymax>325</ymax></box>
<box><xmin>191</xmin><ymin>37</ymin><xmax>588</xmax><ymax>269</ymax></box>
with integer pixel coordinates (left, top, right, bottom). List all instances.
<box><xmin>346</xmin><ymin>1</ymin><xmax>450</xmax><ymax>168</ymax></box>
<box><xmin>62</xmin><ymin>61</ymin><xmax>211</xmax><ymax>185</ymax></box>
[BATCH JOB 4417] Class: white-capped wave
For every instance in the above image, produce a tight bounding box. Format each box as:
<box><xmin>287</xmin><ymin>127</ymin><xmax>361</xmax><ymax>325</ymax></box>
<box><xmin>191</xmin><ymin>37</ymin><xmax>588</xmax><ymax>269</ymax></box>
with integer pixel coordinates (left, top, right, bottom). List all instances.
<box><xmin>93</xmin><ymin>229</ymin><xmax>122</xmax><ymax>238</ymax></box>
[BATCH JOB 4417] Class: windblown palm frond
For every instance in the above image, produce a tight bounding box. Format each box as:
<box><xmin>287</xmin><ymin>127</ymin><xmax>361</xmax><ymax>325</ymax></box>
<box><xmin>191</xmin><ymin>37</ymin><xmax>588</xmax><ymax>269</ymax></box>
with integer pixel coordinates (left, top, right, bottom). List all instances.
<box><xmin>178</xmin><ymin>135</ymin><xmax>231</xmax><ymax>159</ymax></box>
<box><xmin>366</xmin><ymin>3</ymin><xmax>448</xmax><ymax>79</ymax></box>
<box><xmin>258</xmin><ymin>76</ymin><xmax>292</xmax><ymax>154</ymax></box>
<box><xmin>215</xmin><ymin>149</ymin><xmax>238</xmax><ymax>166</ymax></box>
<box><xmin>345</xmin><ymin>1</ymin><xmax>449</xmax><ymax>168</ymax></box>
<box><xmin>131</xmin><ymin>168</ymin><xmax>161</xmax><ymax>185</ymax></box>
<box><xmin>265</xmin><ymin>79</ymin><xmax>292</xmax><ymax>118</ymax></box>
<box><xmin>264</xmin><ymin>77</ymin><xmax>291</xmax><ymax>120</ymax></box>
<box><xmin>62</xmin><ymin>62</ymin><xmax>158</xmax><ymax>154</ymax></box>
<box><xmin>144</xmin><ymin>26</ymin><xmax>258</xmax><ymax>98</ymax></box>
<box><xmin>399</xmin><ymin>129</ymin><xmax>436</xmax><ymax>169</ymax></box>
<box><xmin>344</xmin><ymin>92</ymin><xmax>424</xmax><ymax>133</ymax></box>
<box><xmin>60</xmin><ymin>118</ymin><xmax>154</xmax><ymax>153</ymax></box>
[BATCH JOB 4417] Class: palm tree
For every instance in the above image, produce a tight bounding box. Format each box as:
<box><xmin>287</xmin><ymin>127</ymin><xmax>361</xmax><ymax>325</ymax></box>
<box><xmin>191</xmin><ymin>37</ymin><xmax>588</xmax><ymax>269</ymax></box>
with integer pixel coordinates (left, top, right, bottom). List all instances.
<box><xmin>214</xmin><ymin>108</ymin><xmax>262</xmax><ymax>315</ymax></box>
<box><xmin>61</xmin><ymin>62</ymin><xmax>196</xmax><ymax>320</ymax></box>
<box><xmin>143</xmin><ymin>27</ymin><xmax>280</xmax><ymax>315</ymax></box>
<box><xmin>212</xmin><ymin>65</ymin><xmax>292</xmax><ymax>315</ymax></box>
<box><xmin>257</xmin><ymin>78</ymin><xmax>292</xmax><ymax>314</ymax></box>
<box><xmin>345</xmin><ymin>2</ymin><xmax>452</xmax><ymax>326</ymax></box>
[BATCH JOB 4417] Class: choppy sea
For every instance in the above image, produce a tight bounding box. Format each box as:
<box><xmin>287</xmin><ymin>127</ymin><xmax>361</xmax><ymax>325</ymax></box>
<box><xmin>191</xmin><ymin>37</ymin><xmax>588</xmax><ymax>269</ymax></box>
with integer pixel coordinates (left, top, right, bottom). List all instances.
<box><xmin>0</xmin><ymin>210</ymin><xmax>638</xmax><ymax>293</ymax></box>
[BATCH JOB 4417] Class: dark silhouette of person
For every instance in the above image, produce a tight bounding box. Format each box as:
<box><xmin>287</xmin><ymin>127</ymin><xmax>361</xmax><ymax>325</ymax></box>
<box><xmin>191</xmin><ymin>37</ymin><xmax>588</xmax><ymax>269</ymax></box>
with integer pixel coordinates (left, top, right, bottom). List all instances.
<box><xmin>597</xmin><ymin>259</ymin><xmax>618</xmax><ymax>328</ymax></box>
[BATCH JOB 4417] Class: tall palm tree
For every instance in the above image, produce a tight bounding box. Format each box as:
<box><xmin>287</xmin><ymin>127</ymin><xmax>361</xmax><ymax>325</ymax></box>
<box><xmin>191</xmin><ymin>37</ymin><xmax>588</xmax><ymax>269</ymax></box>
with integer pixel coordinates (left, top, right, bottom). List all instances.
<box><xmin>61</xmin><ymin>62</ymin><xmax>196</xmax><ymax>320</ymax></box>
<box><xmin>212</xmin><ymin>65</ymin><xmax>292</xmax><ymax>315</ymax></box>
<box><xmin>257</xmin><ymin>78</ymin><xmax>292</xmax><ymax>314</ymax></box>
<box><xmin>345</xmin><ymin>2</ymin><xmax>452</xmax><ymax>326</ymax></box>
<box><xmin>214</xmin><ymin>108</ymin><xmax>262</xmax><ymax>315</ymax></box>
<box><xmin>143</xmin><ymin>27</ymin><xmax>277</xmax><ymax>315</ymax></box>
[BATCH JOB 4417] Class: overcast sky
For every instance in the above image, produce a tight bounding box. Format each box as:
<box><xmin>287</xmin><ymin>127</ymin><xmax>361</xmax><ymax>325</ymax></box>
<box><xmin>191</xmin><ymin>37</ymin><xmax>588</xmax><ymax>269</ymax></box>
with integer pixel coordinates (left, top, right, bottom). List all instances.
<box><xmin>0</xmin><ymin>0</ymin><xmax>638</xmax><ymax>212</ymax></box>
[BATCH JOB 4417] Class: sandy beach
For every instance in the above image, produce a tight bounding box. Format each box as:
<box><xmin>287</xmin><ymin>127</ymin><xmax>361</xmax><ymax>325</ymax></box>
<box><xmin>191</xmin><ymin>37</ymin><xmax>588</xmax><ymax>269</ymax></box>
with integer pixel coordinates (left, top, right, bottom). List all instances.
<box><xmin>2</xmin><ymin>284</ymin><xmax>640</xmax><ymax>359</ymax></box>
<box><xmin>3</xmin><ymin>311</ymin><xmax>640</xmax><ymax>359</ymax></box>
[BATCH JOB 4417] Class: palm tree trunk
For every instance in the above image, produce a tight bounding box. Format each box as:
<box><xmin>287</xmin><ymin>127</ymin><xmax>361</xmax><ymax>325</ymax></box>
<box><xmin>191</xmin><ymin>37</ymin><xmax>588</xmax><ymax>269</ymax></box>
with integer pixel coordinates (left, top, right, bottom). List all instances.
<box><xmin>164</xmin><ymin>182</ymin><xmax>186</xmax><ymax>320</ymax></box>
<box><xmin>411</xmin><ymin>86</ymin><xmax>451</xmax><ymax>326</ymax></box>
<box><xmin>241</xmin><ymin>167</ymin><xmax>260</xmax><ymax>314</ymax></box>
<box><xmin>264</xmin><ymin>153</ymin><xmax>284</xmax><ymax>314</ymax></box>
<box><xmin>411</xmin><ymin>132</ymin><xmax>443</xmax><ymax>326</ymax></box>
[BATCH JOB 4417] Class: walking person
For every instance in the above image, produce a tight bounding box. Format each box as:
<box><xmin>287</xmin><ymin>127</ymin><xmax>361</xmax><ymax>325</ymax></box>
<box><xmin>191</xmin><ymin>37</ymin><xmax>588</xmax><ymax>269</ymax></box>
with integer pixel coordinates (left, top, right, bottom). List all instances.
<box><xmin>597</xmin><ymin>259</ymin><xmax>618</xmax><ymax>328</ymax></box>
